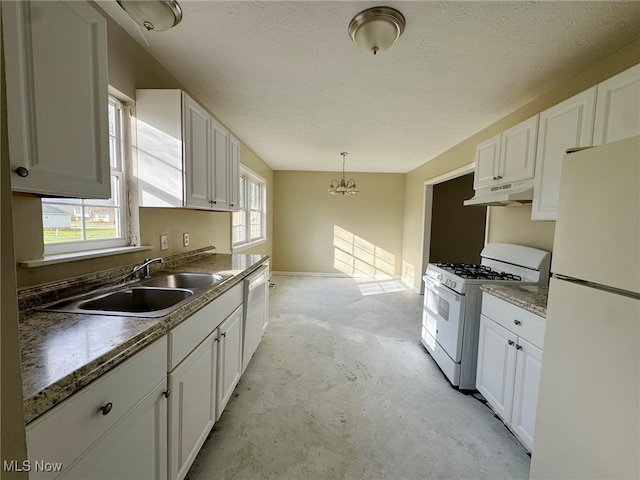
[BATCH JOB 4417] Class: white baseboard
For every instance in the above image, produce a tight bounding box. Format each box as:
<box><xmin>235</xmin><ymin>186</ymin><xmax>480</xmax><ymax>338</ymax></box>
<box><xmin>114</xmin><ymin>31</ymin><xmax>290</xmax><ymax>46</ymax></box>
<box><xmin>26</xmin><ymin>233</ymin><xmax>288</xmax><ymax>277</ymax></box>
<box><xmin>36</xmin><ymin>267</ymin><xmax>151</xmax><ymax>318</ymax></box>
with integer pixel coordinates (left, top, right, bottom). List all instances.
<box><xmin>271</xmin><ymin>271</ymin><xmax>422</xmax><ymax>295</ymax></box>
<box><xmin>271</xmin><ymin>271</ymin><xmax>357</xmax><ymax>278</ymax></box>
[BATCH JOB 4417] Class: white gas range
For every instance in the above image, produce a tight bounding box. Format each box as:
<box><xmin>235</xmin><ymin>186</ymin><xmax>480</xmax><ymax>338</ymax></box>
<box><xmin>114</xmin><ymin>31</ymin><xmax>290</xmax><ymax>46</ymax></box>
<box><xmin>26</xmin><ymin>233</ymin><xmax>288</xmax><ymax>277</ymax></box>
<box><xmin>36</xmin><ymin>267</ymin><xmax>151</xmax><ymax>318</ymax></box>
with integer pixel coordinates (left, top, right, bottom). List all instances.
<box><xmin>421</xmin><ymin>243</ymin><xmax>551</xmax><ymax>390</ymax></box>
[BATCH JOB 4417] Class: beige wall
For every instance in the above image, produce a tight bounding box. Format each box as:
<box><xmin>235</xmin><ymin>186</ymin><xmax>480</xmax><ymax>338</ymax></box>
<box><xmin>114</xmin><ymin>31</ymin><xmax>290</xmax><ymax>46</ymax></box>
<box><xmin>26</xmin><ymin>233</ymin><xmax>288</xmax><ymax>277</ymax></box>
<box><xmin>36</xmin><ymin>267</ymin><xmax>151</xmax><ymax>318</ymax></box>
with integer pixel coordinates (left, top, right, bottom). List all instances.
<box><xmin>272</xmin><ymin>171</ymin><xmax>405</xmax><ymax>277</ymax></box>
<box><xmin>11</xmin><ymin>4</ymin><xmax>273</xmax><ymax>288</ymax></box>
<box><xmin>402</xmin><ymin>39</ymin><xmax>640</xmax><ymax>292</ymax></box>
<box><xmin>430</xmin><ymin>174</ymin><xmax>486</xmax><ymax>265</ymax></box>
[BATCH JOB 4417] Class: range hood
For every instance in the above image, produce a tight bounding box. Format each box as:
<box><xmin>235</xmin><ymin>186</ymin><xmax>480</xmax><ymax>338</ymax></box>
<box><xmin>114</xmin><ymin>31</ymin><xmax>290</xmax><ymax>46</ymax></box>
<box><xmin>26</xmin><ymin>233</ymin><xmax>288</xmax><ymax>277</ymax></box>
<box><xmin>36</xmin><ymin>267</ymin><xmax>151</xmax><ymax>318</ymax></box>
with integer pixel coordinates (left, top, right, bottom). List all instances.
<box><xmin>464</xmin><ymin>185</ymin><xmax>533</xmax><ymax>207</ymax></box>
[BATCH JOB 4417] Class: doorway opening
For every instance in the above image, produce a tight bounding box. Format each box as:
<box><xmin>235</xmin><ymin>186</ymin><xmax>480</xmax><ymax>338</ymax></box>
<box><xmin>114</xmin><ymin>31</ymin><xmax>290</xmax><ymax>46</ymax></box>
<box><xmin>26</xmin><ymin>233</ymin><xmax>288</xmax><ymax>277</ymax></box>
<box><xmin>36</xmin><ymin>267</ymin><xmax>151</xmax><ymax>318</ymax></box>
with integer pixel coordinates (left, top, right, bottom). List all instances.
<box><xmin>419</xmin><ymin>164</ymin><xmax>487</xmax><ymax>294</ymax></box>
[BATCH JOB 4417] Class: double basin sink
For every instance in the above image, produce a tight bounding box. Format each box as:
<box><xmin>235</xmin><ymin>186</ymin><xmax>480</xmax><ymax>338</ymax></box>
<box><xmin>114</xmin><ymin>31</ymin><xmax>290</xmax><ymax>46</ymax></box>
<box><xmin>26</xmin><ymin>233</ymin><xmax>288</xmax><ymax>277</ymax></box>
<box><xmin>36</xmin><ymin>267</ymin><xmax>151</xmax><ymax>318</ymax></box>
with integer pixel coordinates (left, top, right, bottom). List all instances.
<box><xmin>43</xmin><ymin>273</ymin><xmax>227</xmax><ymax>318</ymax></box>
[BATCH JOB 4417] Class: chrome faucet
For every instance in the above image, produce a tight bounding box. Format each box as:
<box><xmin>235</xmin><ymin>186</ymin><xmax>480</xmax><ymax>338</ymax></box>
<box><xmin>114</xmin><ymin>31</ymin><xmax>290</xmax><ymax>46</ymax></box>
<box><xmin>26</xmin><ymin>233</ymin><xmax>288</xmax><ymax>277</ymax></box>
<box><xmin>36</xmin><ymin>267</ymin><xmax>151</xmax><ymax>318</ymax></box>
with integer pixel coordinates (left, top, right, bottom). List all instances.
<box><xmin>133</xmin><ymin>257</ymin><xmax>164</xmax><ymax>279</ymax></box>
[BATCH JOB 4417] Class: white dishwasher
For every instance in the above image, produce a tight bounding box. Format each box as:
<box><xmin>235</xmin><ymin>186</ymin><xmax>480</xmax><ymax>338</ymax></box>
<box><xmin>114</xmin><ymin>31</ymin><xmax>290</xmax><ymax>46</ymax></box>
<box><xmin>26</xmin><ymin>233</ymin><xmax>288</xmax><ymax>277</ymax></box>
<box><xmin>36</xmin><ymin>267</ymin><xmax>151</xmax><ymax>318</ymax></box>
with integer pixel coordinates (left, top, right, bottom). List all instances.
<box><xmin>242</xmin><ymin>263</ymin><xmax>269</xmax><ymax>373</ymax></box>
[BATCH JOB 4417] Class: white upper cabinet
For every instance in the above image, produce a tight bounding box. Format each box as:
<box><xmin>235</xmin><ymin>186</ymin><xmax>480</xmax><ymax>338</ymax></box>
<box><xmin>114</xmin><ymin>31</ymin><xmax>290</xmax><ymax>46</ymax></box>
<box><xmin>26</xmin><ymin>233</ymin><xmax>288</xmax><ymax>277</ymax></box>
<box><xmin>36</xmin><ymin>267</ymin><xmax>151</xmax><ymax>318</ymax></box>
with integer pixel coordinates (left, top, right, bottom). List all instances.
<box><xmin>211</xmin><ymin>118</ymin><xmax>230</xmax><ymax>210</ymax></box>
<box><xmin>183</xmin><ymin>95</ymin><xmax>212</xmax><ymax>209</ymax></box>
<box><xmin>593</xmin><ymin>64</ymin><xmax>640</xmax><ymax>145</ymax></box>
<box><xmin>473</xmin><ymin>134</ymin><xmax>501</xmax><ymax>190</ymax></box>
<box><xmin>136</xmin><ymin>89</ymin><xmax>239</xmax><ymax>211</ymax></box>
<box><xmin>499</xmin><ymin>115</ymin><xmax>538</xmax><ymax>184</ymax></box>
<box><xmin>472</xmin><ymin>116</ymin><xmax>538</xmax><ymax>193</ymax></box>
<box><xmin>532</xmin><ymin>87</ymin><xmax>596</xmax><ymax>221</ymax></box>
<box><xmin>3</xmin><ymin>1</ymin><xmax>110</xmax><ymax>198</ymax></box>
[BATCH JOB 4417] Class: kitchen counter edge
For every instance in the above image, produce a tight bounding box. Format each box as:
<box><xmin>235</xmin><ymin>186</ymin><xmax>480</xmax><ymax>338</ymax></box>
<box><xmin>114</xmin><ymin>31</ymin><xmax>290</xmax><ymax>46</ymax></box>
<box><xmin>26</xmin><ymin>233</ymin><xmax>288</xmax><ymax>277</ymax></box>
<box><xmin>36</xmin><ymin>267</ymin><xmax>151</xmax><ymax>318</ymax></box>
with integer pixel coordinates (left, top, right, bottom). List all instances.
<box><xmin>480</xmin><ymin>284</ymin><xmax>548</xmax><ymax>318</ymax></box>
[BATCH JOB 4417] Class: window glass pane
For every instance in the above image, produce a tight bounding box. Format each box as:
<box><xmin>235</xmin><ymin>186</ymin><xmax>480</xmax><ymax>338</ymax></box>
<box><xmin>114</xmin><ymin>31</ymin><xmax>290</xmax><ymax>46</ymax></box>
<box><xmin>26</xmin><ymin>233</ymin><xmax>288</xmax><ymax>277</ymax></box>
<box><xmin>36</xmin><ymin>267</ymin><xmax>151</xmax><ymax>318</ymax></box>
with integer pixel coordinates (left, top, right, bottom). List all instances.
<box><xmin>238</xmin><ymin>176</ymin><xmax>246</xmax><ymax>210</ymax></box>
<box><xmin>250</xmin><ymin>211</ymin><xmax>261</xmax><ymax>240</ymax></box>
<box><xmin>42</xmin><ymin>95</ymin><xmax>127</xmax><ymax>250</ymax></box>
<box><xmin>84</xmin><ymin>207</ymin><xmax>119</xmax><ymax>240</ymax></box>
<box><xmin>108</xmin><ymin>102</ymin><xmax>117</xmax><ymax>168</ymax></box>
<box><xmin>249</xmin><ymin>181</ymin><xmax>260</xmax><ymax>210</ymax></box>
<box><xmin>42</xmin><ymin>204</ymin><xmax>82</xmax><ymax>243</ymax></box>
<box><xmin>233</xmin><ymin>168</ymin><xmax>265</xmax><ymax>248</ymax></box>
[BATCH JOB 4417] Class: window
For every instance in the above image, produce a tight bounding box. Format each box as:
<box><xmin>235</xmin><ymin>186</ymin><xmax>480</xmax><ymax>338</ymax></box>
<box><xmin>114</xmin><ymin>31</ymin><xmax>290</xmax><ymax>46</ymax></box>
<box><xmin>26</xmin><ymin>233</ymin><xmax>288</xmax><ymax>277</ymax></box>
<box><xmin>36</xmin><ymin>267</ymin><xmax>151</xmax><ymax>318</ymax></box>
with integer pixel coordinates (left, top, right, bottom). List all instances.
<box><xmin>42</xmin><ymin>96</ymin><xmax>129</xmax><ymax>254</ymax></box>
<box><xmin>232</xmin><ymin>167</ymin><xmax>266</xmax><ymax>248</ymax></box>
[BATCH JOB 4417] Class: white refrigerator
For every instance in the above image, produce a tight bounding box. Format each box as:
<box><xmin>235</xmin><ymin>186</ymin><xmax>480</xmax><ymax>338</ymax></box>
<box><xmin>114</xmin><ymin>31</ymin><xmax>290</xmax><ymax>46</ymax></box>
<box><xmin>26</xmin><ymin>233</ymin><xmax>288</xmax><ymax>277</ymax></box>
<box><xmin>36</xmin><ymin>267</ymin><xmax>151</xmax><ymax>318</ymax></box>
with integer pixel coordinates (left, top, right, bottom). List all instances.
<box><xmin>530</xmin><ymin>136</ymin><xmax>640</xmax><ymax>479</ymax></box>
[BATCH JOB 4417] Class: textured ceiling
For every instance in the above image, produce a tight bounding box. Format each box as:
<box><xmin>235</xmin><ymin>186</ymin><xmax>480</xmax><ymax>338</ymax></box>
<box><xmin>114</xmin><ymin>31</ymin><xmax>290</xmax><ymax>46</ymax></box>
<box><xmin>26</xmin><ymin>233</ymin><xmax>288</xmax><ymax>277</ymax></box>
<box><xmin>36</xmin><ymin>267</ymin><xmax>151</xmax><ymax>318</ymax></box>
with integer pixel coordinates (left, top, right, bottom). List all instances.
<box><xmin>97</xmin><ymin>1</ymin><xmax>640</xmax><ymax>173</ymax></box>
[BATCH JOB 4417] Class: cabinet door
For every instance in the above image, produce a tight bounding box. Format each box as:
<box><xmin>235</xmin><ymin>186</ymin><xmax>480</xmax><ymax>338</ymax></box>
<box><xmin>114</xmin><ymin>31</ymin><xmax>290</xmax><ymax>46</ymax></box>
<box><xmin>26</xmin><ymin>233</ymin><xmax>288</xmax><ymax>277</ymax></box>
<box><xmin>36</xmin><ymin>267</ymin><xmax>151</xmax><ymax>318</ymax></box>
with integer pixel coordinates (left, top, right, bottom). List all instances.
<box><xmin>229</xmin><ymin>134</ymin><xmax>241</xmax><ymax>211</ymax></box>
<box><xmin>473</xmin><ymin>134</ymin><xmax>501</xmax><ymax>189</ymax></box>
<box><xmin>216</xmin><ymin>306</ymin><xmax>243</xmax><ymax>420</ymax></box>
<box><xmin>168</xmin><ymin>330</ymin><xmax>218</xmax><ymax>480</ymax></box>
<box><xmin>3</xmin><ymin>1</ymin><xmax>110</xmax><ymax>198</ymax></box>
<box><xmin>532</xmin><ymin>87</ymin><xmax>596</xmax><ymax>220</ymax></box>
<box><xmin>593</xmin><ymin>64</ymin><xmax>640</xmax><ymax>145</ymax></box>
<box><xmin>58</xmin><ymin>381</ymin><xmax>168</xmax><ymax>480</ymax></box>
<box><xmin>211</xmin><ymin>118</ymin><xmax>231</xmax><ymax>210</ymax></box>
<box><xmin>183</xmin><ymin>93</ymin><xmax>212</xmax><ymax>209</ymax></box>
<box><xmin>499</xmin><ymin>116</ymin><xmax>538</xmax><ymax>184</ymax></box>
<box><xmin>510</xmin><ymin>337</ymin><xmax>543</xmax><ymax>452</ymax></box>
<box><xmin>476</xmin><ymin>315</ymin><xmax>517</xmax><ymax>423</ymax></box>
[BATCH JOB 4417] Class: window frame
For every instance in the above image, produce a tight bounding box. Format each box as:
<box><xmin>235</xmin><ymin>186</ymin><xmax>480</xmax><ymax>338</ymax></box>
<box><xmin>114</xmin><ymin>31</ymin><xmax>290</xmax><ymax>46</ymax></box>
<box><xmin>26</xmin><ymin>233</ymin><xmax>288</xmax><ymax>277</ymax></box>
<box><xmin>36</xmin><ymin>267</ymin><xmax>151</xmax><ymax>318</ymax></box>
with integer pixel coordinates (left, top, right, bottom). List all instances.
<box><xmin>232</xmin><ymin>165</ymin><xmax>266</xmax><ymax>250</ymax></box>
<box><xmin>42</xmin><ymin>95</ymin><xmax>131</xmax><ymax>255</ymax></box>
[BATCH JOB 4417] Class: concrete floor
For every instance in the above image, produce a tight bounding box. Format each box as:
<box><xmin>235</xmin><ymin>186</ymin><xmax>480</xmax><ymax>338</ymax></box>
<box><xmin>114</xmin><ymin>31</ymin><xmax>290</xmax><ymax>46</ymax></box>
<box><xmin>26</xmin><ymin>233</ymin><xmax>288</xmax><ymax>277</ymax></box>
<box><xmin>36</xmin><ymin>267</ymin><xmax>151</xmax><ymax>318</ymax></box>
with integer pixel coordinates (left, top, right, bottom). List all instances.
<box><xmin>186</xmin><ymin>275</ymin><xmax>531</xmax><ymax>480</ymax></box>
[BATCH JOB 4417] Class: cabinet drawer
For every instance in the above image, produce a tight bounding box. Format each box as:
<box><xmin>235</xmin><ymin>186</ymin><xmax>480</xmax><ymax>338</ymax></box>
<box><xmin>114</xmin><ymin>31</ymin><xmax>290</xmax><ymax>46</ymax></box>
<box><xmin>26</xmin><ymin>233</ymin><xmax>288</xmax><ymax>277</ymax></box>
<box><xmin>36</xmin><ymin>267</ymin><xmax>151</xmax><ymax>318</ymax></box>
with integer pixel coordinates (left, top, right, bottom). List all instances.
<box><xmin>26</xmin><ymin>336</ymin><xmax>167</xmax><ymax>472</ymax></box>
<box><xmin>169</xmin><ymin>283</ymin><xmax>243</xmax><ymax>370</ymax></box>
<box><xmin>482</xmin><ymin>293</ymin><xmax>545</xmax><ymax>348</ymax></box>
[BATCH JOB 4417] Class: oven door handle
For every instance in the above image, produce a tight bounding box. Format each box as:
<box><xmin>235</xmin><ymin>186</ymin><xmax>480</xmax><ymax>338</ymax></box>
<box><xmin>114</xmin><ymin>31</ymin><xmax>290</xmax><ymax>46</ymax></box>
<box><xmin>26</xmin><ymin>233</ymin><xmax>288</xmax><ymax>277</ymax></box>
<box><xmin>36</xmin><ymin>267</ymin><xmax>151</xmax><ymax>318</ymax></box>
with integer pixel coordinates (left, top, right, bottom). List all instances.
<box><xmin>426</xmin><ymin>279</ymin><xmax>461</xmax><ymax>303</ymax></box>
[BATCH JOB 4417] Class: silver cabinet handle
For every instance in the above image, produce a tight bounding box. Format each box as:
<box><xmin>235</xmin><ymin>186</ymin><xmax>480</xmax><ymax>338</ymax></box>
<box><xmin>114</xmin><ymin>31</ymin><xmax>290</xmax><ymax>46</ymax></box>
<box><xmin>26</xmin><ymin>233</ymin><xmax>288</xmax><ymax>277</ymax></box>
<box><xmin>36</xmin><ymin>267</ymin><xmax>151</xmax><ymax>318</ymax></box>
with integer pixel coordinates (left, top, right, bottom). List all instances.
<box><xmin>99</xmin><ymin>402</ymin><xmax>113</xmax><ymax>415</ymax></box>
<box><xmin>15</xmin><ymin>167</ymin><xmax>29</xmax><ymax>177</ymax></box>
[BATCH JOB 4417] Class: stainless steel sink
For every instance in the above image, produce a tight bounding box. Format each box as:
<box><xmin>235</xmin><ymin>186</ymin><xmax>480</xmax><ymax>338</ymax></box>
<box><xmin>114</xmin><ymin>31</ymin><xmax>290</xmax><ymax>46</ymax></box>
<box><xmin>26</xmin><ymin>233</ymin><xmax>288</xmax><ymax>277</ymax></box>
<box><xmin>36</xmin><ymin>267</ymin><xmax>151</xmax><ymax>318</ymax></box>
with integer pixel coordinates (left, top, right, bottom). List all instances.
<box><xmin>140</xmin><ymin>273</ymin><xmax>225</xmax><ymax>289</ymax></box>
<box><xmin>78</xmin><ymin>287</ymin><xmax>192</xmax><ymax>313</ymax></box>
<box><xmin>43</xmin><ymin>287</ymin><xmax>194</xmax><ymax>318</ymax></box>
<box><xmin>41</xmin><ymin>271</ymin><xmax>229</xmax><ymax>318</ymax></box>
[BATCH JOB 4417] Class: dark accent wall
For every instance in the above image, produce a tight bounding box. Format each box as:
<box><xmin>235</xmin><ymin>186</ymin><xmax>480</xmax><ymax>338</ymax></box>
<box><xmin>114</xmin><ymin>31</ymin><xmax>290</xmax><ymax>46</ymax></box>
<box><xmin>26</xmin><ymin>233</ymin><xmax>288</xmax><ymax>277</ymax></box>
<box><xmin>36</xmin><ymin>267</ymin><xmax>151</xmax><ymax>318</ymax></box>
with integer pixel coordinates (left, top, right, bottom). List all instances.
<box><xmin>429</xmin><ymin>174</ymin><xmax>486</xmax><ymax>264</ymax></box>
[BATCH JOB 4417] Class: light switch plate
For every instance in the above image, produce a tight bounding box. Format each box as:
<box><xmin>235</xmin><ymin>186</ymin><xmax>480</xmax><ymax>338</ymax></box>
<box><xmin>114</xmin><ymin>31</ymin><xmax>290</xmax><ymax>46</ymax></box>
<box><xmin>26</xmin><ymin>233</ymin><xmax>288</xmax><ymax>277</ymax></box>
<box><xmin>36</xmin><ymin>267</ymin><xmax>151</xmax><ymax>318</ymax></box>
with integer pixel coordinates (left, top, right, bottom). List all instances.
<box><xmin>160</xmin><ymin>234</ymin><xmax>168</xmax><ymax>251</ymax></box>
<box><xmin>183</xmin><ymin>233</ymin><xmax>190</xmax><ymax>247</ymax></box>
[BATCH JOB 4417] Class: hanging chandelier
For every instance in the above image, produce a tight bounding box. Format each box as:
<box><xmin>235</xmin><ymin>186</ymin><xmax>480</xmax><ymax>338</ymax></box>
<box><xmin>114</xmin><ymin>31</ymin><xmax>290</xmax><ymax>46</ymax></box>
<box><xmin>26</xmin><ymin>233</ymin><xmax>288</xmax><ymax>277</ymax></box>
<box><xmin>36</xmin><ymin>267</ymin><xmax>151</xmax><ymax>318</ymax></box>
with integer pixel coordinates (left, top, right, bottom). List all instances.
<box><xmin>327</xmin><ymin>152</ymin><xmax>359</xmax><ymax>195</ymax></box>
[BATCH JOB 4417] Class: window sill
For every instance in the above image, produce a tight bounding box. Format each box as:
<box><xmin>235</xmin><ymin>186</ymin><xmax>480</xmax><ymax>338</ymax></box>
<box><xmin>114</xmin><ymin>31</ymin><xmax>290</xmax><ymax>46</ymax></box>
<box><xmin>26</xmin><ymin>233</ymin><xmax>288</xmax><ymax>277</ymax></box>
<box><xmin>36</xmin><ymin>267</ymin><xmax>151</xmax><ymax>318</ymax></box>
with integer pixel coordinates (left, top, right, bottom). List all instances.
<box><xmin>19</xmin><ymin>245</ymin><xmax>153</xmax><ymax>268</ymax></box>
<box><xmin>232</xmin><ymin>238</ymin><xmax>266</xmax><ymax>253</ymax></box>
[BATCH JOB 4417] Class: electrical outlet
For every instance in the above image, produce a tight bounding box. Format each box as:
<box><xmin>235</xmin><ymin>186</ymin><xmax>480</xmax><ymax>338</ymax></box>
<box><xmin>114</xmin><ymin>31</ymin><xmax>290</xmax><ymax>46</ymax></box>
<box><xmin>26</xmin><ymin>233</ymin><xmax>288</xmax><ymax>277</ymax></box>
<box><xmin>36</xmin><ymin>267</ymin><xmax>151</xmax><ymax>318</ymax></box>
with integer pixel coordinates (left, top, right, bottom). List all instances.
<box><xmin>183</xmin><ymin>232</ymin><xmax>190</xmax><ymax>247</ymax></box>
<box><xmin>160</xmin><ymin>234</ymin><xmax>168</xmax><ymax>251</ymax></box>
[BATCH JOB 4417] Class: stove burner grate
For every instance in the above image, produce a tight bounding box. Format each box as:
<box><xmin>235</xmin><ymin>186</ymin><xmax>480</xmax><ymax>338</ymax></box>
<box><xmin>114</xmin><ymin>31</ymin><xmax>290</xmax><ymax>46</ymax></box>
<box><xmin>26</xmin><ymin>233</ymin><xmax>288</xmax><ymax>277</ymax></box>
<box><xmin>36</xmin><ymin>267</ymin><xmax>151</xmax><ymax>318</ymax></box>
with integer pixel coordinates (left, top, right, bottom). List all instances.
<box><xmin>434</xmin><ymin>262</ymin><xmax>522</xmax><ymax>281</ymax></box>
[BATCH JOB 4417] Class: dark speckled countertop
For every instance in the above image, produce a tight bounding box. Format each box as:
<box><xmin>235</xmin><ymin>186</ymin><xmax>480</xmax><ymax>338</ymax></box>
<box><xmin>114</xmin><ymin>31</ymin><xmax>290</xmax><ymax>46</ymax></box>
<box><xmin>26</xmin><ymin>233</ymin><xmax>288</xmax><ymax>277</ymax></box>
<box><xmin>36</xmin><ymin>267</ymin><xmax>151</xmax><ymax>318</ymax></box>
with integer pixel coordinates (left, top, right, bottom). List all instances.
<box><xmin>18</xmin><ymin>248</ymin><xmax>268</xmax><ymax>424</ymax></box>
<box><xmin>480</xmin><ymin>284</ymin><xmax>548</xmax><ymax>318</ymax></box>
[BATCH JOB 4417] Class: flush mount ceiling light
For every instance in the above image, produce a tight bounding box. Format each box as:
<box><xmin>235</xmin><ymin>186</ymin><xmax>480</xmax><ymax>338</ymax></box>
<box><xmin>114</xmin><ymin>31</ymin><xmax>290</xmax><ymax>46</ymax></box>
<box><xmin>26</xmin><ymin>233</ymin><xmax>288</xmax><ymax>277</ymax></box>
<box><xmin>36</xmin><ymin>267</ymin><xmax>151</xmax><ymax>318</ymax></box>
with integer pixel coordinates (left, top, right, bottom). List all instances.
<box><xmin>116</xmin><ymin>0</ymin><xmax>183</xmax><ymax>31</ymax></box>
<box><xmin>348</xmin><ymin>6</ymin><xmax>405</xmax><ymax>55</ymax></box>
<box><xmin>327</xmin><ymin>152</ymin><xmax>359</xmax><ymax>196</ymax></box>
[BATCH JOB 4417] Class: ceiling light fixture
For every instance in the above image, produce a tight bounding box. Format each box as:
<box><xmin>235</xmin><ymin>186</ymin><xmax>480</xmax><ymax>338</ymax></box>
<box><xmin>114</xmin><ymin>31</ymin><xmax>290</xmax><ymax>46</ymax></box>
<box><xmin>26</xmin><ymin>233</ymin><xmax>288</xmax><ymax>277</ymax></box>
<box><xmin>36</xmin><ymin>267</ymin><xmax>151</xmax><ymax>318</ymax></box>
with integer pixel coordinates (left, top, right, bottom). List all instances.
<box><xmin>116</xmin><ymin>0</ymin><xmax>183</xmax><ymax>32</ymax></box>
<box><xmin>348</xmin><ymin>6</ymin><xmax>406</xmax><ymax>55</ymax></box>
<box><xmin>327</xmin><ymin>152</ymin><xmax>359</xmax><ymax>196</ymax></box>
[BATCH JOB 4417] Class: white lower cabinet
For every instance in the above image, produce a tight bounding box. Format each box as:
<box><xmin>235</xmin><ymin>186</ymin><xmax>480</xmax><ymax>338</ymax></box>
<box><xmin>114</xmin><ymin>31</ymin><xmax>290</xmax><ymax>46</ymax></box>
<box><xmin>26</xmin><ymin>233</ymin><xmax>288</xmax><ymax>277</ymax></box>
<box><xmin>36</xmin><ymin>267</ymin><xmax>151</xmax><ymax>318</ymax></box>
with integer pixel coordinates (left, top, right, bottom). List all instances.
<box><xmin>61</xmin><ymin>381</ymin><xmax>168</xmax><ymax>480</ymax></box>
<box><xmin>476</xmin><ymin>293</ymin><xmax>545</xmax><ymax>452</ymax></box>
<box><xmin>168</xmin><ymin>330</ymin><xmax>218</xmax><ymax>480</ymax></box>
<box><xmin>510</xmin><ymin>336</ymin><xmax>543</xmax><ymax>450</ymax></box>
<box><xmin>25</xmin><ymin>337</ymin><xmax>168</xmax><ymax>479</ymax></box>
<box><xmin>167</xmin><ymin>283</ymin><xmax>243</xmax><ymax>480</ymax></box>
<box><xmin>216</xmin><ymin>306</ymin><xmax>244</xmax><ymax>420</ymax></box>
<box><xmin>476</xmin><ymin>317</ymin><xmax>517</xmax><ymax>422</ymax></box>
